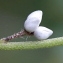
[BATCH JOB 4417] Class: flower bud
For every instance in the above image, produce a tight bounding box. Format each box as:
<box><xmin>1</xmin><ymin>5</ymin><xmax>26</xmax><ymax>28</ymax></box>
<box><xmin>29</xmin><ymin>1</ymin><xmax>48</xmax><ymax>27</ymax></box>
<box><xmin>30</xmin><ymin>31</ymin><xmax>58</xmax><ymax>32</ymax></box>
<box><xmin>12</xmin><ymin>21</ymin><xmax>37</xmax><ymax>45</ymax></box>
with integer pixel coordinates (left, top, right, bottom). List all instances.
<box><xmin>24</xmin><ymin>10</ymin><xmax>43</xmax><ymax>32</ymax></box>
<box><xmin>34</xmin><ymin>26</ymin><xmax>53</xmax><ymax>40</ymax></box>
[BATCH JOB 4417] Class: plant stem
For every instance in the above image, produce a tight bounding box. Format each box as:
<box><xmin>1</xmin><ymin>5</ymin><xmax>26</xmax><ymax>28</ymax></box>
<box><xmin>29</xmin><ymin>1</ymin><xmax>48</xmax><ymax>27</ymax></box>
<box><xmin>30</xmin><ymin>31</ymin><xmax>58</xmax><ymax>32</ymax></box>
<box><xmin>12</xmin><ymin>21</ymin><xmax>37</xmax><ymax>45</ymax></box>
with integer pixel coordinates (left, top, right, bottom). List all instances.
<box><xmin>1</xmin><ymin>30</ymin><xmax>33</xmax><ymax>41</ymax></box>
<box><xmin>0</xmin><ymin>37</ymin><xmax>63</xmax><ymax>50</ymax></box>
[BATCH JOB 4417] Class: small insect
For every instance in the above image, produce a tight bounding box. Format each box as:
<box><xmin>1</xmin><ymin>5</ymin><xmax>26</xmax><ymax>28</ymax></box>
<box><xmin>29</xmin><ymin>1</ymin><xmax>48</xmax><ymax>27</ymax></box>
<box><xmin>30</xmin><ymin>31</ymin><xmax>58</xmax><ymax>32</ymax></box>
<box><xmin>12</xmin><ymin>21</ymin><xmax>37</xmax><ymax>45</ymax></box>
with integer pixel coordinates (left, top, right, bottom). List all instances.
<box><xmin>1</xmin><ymin>10</ymin><xmax>53</xmax><ymax>42</ymax></box>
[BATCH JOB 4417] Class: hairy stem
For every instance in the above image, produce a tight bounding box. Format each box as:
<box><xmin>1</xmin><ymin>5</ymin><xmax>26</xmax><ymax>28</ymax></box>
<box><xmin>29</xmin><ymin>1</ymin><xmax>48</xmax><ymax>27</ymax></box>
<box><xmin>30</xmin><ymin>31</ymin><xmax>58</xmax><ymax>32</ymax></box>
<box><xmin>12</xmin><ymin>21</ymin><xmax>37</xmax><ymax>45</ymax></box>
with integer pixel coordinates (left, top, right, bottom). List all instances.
<box><xmin>0</xmin><ymin>37</ymin><xmax>63</xmax><ymax>50</ymax></box>
<box><xmin>1</xmin><ymin>30</ymin><xmax>33</xmax><ymax>42</ymax></box>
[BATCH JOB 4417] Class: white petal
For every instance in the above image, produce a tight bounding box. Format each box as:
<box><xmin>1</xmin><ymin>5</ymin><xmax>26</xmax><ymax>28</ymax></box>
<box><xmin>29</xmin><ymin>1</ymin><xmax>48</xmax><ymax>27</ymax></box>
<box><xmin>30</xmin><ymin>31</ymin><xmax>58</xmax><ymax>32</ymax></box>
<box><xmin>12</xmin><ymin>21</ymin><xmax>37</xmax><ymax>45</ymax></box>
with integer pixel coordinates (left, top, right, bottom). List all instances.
<box><xmin>24</xmin><ymin>10</ymin><xmax>43</xmax><ymax>32</ymax></box>
<box><xmin>34</xmin><ymin>26</ymin><xmax>53</xmax><ymax>40</ymax></box>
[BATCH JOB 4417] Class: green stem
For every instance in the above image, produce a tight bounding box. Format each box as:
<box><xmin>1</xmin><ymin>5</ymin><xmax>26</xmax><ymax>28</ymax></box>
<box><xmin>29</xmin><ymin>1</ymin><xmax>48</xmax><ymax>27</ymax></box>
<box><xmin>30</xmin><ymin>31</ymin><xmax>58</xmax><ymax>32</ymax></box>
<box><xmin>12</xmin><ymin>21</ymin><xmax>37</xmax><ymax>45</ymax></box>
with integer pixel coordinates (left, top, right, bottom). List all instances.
<box><xmin>0</xmin><ymin>37</ymin><xmax>63</xmax><ymax>50</ymax></box>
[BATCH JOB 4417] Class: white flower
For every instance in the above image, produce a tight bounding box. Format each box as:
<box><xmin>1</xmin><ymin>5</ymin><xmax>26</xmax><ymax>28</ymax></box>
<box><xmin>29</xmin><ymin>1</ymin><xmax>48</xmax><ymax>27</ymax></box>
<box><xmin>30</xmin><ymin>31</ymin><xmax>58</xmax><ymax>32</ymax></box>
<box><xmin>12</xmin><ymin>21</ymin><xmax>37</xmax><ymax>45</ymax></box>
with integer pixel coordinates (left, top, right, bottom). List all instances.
<box><xmin>24</xmin><ymin>10</ymin><xmax>43</xmax><ymax>32</ymax></box>
<box><xmin>24</xmin><ymin>10</ymin><xmax>53</xmax><ymax>40</ymax></box>
<box><xmin>34</xmin><ymin>26</ymin><xmax>53</xmax><ymax>40</ymax></box>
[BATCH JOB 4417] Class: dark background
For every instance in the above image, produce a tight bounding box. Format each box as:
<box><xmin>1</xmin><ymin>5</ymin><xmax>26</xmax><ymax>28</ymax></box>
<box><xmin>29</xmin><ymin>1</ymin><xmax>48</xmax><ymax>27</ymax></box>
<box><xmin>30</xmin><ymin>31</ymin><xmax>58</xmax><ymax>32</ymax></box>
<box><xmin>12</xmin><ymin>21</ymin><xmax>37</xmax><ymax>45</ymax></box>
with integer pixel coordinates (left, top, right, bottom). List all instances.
<box><xmin>0</xmin><ymin>0</ymin><xmax>63</xmax><ymax>63</ymax></box>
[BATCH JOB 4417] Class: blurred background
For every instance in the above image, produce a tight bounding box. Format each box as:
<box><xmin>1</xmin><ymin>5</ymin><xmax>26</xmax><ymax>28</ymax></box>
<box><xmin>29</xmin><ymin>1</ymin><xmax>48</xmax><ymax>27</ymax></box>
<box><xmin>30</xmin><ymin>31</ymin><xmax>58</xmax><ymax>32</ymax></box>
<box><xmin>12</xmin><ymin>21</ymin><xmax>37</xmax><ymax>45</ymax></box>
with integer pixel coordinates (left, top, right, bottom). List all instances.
<box><xmin>0</xmin><ymin>0</ymin><xmax>63</xmax><ymax>63</ymax></box>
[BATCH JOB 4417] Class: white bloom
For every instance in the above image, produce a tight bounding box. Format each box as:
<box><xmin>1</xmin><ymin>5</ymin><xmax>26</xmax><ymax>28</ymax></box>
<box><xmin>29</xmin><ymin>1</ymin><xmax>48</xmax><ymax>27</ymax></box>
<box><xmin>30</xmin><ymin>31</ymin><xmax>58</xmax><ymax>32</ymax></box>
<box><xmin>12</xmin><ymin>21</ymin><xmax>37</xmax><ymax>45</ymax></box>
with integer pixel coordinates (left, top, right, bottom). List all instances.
<box><xmin>24</xmin><ymin>10</ymin><xmax>43</xmax><ymax>32</ymax></box>
<box><xmin>34</xmin><ymin>26</ymin><xmax>53</xmax><ymax>40</ymax></box>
